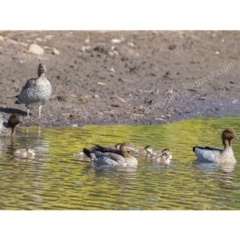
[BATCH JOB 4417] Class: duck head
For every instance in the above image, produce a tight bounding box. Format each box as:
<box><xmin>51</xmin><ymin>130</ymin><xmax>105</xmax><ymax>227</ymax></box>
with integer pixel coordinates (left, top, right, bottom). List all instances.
<box><xmin>145</xmin><ymin>145</ymin><xmax>153</xmax><ymax>155</ymax></box>
<box><xmin>120</xmin><ymin>142</ymin><xmax>135</xmax><ymax>153</ymax></box>
<box><xmin>222</xmin><ymin>128</ymin><xmax>238</xmax><ymax>146</ymax></box>
<box><xmin>38</xmin><ymin>62</ymin><xmax>47</xmax><ymax>76</ymax></box>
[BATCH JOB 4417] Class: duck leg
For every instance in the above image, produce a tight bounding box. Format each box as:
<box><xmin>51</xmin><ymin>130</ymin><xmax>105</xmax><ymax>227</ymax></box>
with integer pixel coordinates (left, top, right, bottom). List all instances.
<box><xmin>38</xmin><ymin>105</ymin><xmax>42</xmax><ymax>118</ymax></box>
<box><xmin>26</xmin><ymin>105</ymin><xmax>30</xmax><ymax>118</ymax></box>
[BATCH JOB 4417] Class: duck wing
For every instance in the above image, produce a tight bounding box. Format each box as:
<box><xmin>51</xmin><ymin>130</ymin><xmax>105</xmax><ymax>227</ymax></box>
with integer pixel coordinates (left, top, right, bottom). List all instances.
<box><xmin>83</xmin><ymin>147</ymin><xmax>126</xmax><ymax>166</ymax></box>
<box><xmin>193</xmin><ymin>146</ymin><xmax>223</xmax><ymax>162</ymax></box>
<box><xmin>16</xmin><ymin>78</ymin><xmax>37</xmax><ymax>98</ymax></box>
<box><xmin>93</xmin><ymin>144</ymin><xmax>124</xmax><ymax>157</ymax></box>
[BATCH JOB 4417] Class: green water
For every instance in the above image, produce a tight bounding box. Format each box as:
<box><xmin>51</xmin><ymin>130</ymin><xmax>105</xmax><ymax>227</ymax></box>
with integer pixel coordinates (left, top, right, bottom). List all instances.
<box><xmin>0</xmin><ymin>117</ymin><xmax>240</xmax><ymax>210</ymax></box>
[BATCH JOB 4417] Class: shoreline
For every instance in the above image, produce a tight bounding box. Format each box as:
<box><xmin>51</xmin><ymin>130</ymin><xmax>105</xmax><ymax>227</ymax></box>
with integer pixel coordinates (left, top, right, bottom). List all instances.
<box><xmin>0</xmin><ymin>31</ymin><xmax>240</xmax><ymax>127</ymax></box>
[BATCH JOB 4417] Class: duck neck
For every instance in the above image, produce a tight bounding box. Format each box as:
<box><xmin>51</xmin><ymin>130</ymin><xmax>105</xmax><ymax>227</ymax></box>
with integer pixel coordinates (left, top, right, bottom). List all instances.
<box><xmin>223</xmin><ymin>138</ymin><xmax>231</xmax><ymax>148</ymax></box>
<box><xmin>122</xmin><ymin>151</ymin><xmax>131</xmax><ymax>158</ymax></box>
<box><xmin>38</xmin><ymin>72</ymin><xmax>46</xmax><ymax>78</ymax></box>
<box><xmin>10</xmin><ymin>126</ymin><xmax>16</xmax><ymax>137</ymax></box>
<box><xmin>7</xmin><ymin>121</ymin><xmax>16</xmax><ymax>137</ymax></box>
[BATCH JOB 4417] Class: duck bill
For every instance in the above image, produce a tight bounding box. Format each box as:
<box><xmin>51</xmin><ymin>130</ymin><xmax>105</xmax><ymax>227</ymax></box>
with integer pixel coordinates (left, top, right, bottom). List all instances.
<box><xmin>130</xmin><ymin>147</ymin><xmax>137</xmax><ymax>153</ymax></box>
<box><xmin>234</xmin><ymin>134</ymin><xmax>238</xmax><ymax>140</ymax></box>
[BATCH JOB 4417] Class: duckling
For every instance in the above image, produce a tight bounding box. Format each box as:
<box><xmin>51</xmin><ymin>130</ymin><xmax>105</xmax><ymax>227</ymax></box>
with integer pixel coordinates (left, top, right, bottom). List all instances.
<box><xmin>134</xmin><ymin>145</ymin><xmax>153</xmax><ymax>157</ymax></box>
<box><xmin>0</xmin><ymin>113</ymin><xmax>22</xmax><ymax>137</ymax></box>
<box><xmin>13</xmin><ymin>147</ymin><xmax>36</xmax><ymax>158</ymax></box>
<box><xmin>193</xmin><ymin>128</ymin><xmax>238</xmax><ymax>163</ymax></box>
<box><xmin>151</xmin><ymin>148</ymin><xmax>172</xmax><ymax>165</ymax></box>
<box><xmin>83</xmin><ymin>141</ymin><xmax>138</xmax><ymax>167</ymax></box>
<box><xmin>15</xmin><ymin>62</ymin><xmax>52</xmax><ymax>118</ymax></box>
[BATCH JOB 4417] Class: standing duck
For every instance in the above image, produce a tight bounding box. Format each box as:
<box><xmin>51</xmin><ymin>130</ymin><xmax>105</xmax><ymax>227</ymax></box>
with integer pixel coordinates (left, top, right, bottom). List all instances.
<box><xmin>15</xmin><ymin>62</ymin><xmax>52</xmax><ymax>118</ymax></box>
<box><xmin>83</xmin><ymin>142</ymin><xmax>138</xmax><ymax>167</ymax></box>
<box><xmin>150</xmin><ymin>148</ymin><xmax>172</xmax><ymax>165</ymax></box>
<box><xmin>193</xmin><ymin>128</ymin><xmax>238</xmax><ymax>163</ymax></box>
<box><xmin>0</xmin><ymin>113</ymin><xmax>22</xmax><ymax>137</ymax></box>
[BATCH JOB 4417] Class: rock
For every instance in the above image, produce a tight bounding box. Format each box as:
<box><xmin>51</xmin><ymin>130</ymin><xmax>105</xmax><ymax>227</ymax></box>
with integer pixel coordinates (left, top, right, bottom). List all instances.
<box><xmin>97</xmin><ymin>82</ymin><xmax>106</xmax><ymax>86</ymax></box>
<box><xmin>198</xmin><ymin>96</ymin><xmax>206</xmax><ymax>101</ymax></box>
<box><xmin>93</xmin><ymin>94</ymin><xmax>100</xmax><ymax>99</ymax></box>
<box><xmin>0</xmin><ymin>35</ymin><xmax>4</xmax><ymax>41</ymax></box>
<box><xmin>81</xmin><ymin>46</ymin><xmax>91</xmax><ymax>52</ymax></box>
<box><xmin>52</xmin><ymin>48</ymin><xmax>60</xmax><ymax>55</ymax></box>
<box><xmin>169</xmin><ymin>44</ymin><xmax>176</xmax><ymax>50</ymax></box>
<box><xmin>28</xmin><ymin>44</ymin><xmax>44</xmax><ymax>55</ymax></box>
<box><xmin>57</xmin><ymin>96</ymin><xmax>66</xmax><ymax>102</ymax></box>
<box><xmin>111</xmin><ymin>104</ymin><xmax>120</xmax><ymax>107</ymax></box>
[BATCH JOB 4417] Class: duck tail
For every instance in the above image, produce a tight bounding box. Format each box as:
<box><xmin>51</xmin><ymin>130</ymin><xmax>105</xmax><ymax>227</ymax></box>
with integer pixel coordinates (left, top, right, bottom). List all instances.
<box><xmin>192</xmin><ymin>147</ymin><xmax>196</xmax><ymax>152</ymax></box>
<box><xmin>15</xmin><ymin>99</ymin><xmax>20</xmax><ymax>104</ymax></box>
<box><xmin>83</xmin><ymin>148</ymin><xmax>91</xmax><ymax>158</ymax></box>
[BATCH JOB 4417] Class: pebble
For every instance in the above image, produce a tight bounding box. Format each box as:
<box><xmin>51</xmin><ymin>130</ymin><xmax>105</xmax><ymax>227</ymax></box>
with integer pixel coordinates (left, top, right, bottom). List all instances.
<box><xmin>111</xmin><ymin>39</ymin><xmax>122</xmax><ymax>43</ymax></box>
<box><xmin>81</xmin><ymin>46</ymin><xmax>91</xmax><ymax>52</ymax></box>
<box><xmin>0</xmin><ymin>35</ymin><xmax>4</xmax><ymax>41</ymax></box>
<box><xmin>52</xmin><ymin>48</ymin><xmax>60</xmax><ymax>55</ymax></box>
<box><xmin>97</xmin><ymin>82</ymin><xmax>106</xmax><ymax>86</ymax></box>
<box><xmin>93</xmin><ymin>94</ymin><xmax>100</xmax><ymax>99</ymax></box>
<box><xmin>28</xmin><ymin>44</ymin><xmax>44</xmax><ymax>55</ymax></box>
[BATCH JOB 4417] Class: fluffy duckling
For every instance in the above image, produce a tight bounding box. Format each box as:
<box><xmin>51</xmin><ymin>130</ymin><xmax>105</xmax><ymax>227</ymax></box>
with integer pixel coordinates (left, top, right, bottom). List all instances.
<box><xmin>13</xmin><ymin>147</ymin><xmax>36</xmax><ymax>158</ymax></box>
<box><xmin>15</xmin><ymin>63</ymin><xmax>52</xmax><ymax>118</ymax></box>
<box><xmin>83</xmin><ymin>141</ymin><xmax>138</xmax><ymax>167</ymax></box>
<box><xmin>193</xmin><ymin>128</ymin><xmax>238</xmax><ymax>163</ymax></box>
<box><xmin>150</xmin><ymin>148</ymin><xmax>172</xmax><ymax>165</ymax></box>
<box><xmin>0</xmin><ymin>113</ymin><xmax>22</xmax><ymax>137</ymax></box>
<box><xmin>134</xmin><ymin>145</ymin><xmax>153</xmax><ymax>157</ymax></box>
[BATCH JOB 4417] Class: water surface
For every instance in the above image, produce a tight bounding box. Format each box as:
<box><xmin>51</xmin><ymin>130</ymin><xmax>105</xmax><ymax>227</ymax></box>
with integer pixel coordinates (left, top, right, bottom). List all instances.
<box><xmin>0</xmin><ymin>117</ymin><xmax>240</xmax><ymax>210</ymax></box>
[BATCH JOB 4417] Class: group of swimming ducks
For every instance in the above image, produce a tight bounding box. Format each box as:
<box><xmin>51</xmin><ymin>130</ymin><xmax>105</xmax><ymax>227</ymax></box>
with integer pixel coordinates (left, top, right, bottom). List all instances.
<box><xmin>0</xmin><ymin>63</ymin><xmax>238</xmax><ymax>166</ymax></box>
<box><xmin>74</xmin><ymin>143</ymin><xmax>172</xmax><ymax>166</ymax></box>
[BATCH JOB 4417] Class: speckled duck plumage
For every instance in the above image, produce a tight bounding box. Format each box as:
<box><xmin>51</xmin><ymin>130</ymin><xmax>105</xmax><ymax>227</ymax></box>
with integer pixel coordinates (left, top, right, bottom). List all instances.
<box><xmin>0</xmin><ymin>114</ymin><xmax>22</xmax><ymax>137</ymax></box>
<box><xmin>193</xmin><ymin>128</ymin><xmax>238</xmax><ymax>163</ymax></box>
<box><xmin>15</xmin><ymin>63</ymin><xmax>52</xmax><ymax>118</ymax></box>
<box><xmin>83</xmin><ymin>142</ymin><xmax>138</xmax><ymax>167</ymax></box>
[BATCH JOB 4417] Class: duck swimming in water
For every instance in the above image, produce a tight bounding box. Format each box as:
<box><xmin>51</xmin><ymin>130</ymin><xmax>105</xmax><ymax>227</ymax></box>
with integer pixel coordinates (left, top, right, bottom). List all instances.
<box><xmin>0</xmin><ymin>113</ymin><xmax>22</xmax><ymax>137</ymax></box>
<box><xmin>150</xmin><ymin>148</ymin><xmax>172</xmax><ymax>165</ymax></box>
<box><xmin>13</xmin><ymin>147</ymin><xmax>36</xmax><ymax>158</ymax></box>
<box><xmin>134</xmin><ymin>145</ymin><xmax>153</xmax><ymax>157</ymax></box>
<box><xmin>83</xmin><ymin>141</ymin><xmax>138</xmax><ymax>167</ymax></box>
<box><xmin>193</xmin><ymin>128</ymin><xmax>238</xmax><ymax>163</ymax></box>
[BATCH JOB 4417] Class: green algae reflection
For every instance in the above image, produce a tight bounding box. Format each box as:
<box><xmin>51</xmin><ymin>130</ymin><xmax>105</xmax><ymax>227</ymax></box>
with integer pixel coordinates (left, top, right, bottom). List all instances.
<box><xmin>0</xmin><ymin>116</ymin><xmax>240</xmax><ymax>209</ymax></box>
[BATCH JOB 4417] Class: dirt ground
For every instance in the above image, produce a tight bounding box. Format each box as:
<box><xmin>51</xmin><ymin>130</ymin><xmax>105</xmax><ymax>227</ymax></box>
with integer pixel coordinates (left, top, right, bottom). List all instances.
<box><xmin>0</xmin><ymin>31</ymin><xmax>240</xmax><ymax>126</ymax></box>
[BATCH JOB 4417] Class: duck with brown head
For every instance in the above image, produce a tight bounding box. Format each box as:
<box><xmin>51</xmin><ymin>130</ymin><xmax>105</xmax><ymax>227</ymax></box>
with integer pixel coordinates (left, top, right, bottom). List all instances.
<box><xmin>15</xmin><ymin>62</ymin><xmax>52</xmax><ymax>118</ymax></box>
<box><xmin>74</xmin><ymin>143</ymin><xmax>122</xmax><ymax>162</ymax></box>
<box><xmin>193</xmin><ymin>128</ymin><xmax>238</xmax><ymax>163</ymax></box>
<box><xmin>83</xmin><ymin>141</ymin><xmax>138</xmax><ymax>167</ymax></box>
<box><xmin>0</xmin><ymin>113</ymin><xmax>22</xmax><ymax>137</ymax></box>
